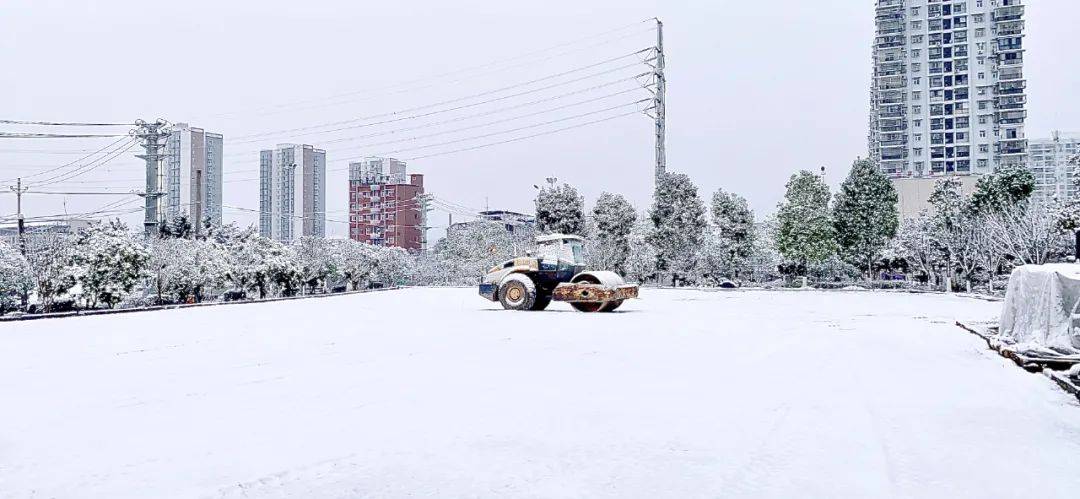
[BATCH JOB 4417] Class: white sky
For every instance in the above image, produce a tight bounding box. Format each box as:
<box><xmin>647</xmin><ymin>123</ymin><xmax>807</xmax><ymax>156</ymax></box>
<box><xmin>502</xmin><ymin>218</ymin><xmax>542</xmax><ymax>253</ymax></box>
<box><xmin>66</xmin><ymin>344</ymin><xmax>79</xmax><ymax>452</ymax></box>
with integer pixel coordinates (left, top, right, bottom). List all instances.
<box><xmin>2</xmin><ymin>0</ymin><xmax>1078</xmax><ymax>238</ymax></box>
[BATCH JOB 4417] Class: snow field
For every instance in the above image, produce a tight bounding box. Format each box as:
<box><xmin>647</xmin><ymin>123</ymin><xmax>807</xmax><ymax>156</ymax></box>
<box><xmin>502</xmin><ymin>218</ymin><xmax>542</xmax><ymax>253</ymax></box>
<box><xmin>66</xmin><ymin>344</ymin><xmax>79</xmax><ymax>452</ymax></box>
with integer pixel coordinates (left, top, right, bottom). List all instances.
<box><xmin>1</xmin><ymin>288</ymin><xmax>1078</xmax><ymax>498</ymax></box>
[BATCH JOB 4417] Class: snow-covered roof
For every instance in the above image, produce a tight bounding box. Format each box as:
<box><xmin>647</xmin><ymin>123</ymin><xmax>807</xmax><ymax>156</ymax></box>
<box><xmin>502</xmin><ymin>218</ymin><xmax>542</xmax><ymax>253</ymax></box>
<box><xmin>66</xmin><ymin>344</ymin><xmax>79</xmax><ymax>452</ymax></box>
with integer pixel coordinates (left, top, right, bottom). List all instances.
<box><xmin>535</xmin><ymin>234</ymin><xmax>583</xmax><ymax>243</ymax></box>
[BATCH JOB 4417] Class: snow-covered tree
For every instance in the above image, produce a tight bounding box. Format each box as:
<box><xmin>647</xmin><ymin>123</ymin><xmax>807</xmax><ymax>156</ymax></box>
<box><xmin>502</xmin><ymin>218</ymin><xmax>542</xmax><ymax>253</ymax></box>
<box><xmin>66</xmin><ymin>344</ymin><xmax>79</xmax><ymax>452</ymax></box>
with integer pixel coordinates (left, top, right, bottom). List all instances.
<box><xmin>894</xmin><ymin>213</ymin><xmax>939</xmax><ymax>284</ymax></box>
<box><xmin>147</xmin><ymin>236</ymin><xmax>230</xmax><ymax>303</ymax></box>
<box><xmin>623</xmin><ymin>220</ymin><xmax>657</xmax><ymax>284</ymax></box>
<box><xmin>775</xmin><ymin>170</ymin><xmax>837</xmax><ymax>272</ymax></box>
<box><xmin>747</xmin><ymin>217</ymin><xmax>782</xmax><ymax>283</ymax></box>
<box><xmin>831</xmin><ymin>158</ymin><xmax>899</xmax><ymax>276</ymax></box>
<box><xmin>228</xmin><ymin>232</ymin><xmax>301</xmax><ymax>299</ymax></box>
<box><xmin>0</xmin><ymin>242</ymin><xmax>32</xmax><ymax>313</ymax></box>
<box><xmin>24</xmin><ymin>233</ymin><xmax>76</xmax><ymax>312</ymax></box>
<box><xmin>333</xmin><ymin>240</ymin><xmax>379</xmax><ymax>290</ymax></box>
<box><xmin>928</xmin><ymin>178</ymin><xmax>980</xmax><ymax>289</ymax></box>
<box><xmin>986</xmin><ymin>201</ymin><xmax>1067</xmax><ymax>266</ymax></box>
<box><xmin>427</xmin><ymin>220</ymin><xmax>535</xmax><ymax>284</ymax></box>
<box><xmin>692</xmin><ymin>227</ymin><xmax>732</xmax><ymax>286</ymax></box>
<box><xmin>589</xmin><ymin>192</ymin><xmax>636</xmax><ymax>274</ymax></box>
<box><xmin>294</xmin><ymin>236</ymin><xmax>337</xmax><ymax>293</ymax></box>
<box><xmin>373</xmin><ymin>246</ymin><xmax>411</xmax><ymax>287</ymax></box>
<box><xmin>648</xmin><ymin>172</ymin><xmax>706</xmax><ymax>286</ymax></box>
<box><xmin>159</xmin><ymin>215</ymin><xmax>194</xmax><ymax>239</ymax></box>
<box><xmin>968</xmin><ymin>164</ymin><xmax>1036</xmax><ymax>214</ymax></box>
<box><xmin>535</xmin><ymin>183</ymin><xmax>585</xmax><ymax>235</ymax></box>
<box><xmin>710</xmin><ymin>189</ymin><xmax>756</xmax><ymax>279</ymax></box>
<box><xmin>72</xmin><ymin>220</ymin><xmax>149</xmax><ymax>309</ymax></box>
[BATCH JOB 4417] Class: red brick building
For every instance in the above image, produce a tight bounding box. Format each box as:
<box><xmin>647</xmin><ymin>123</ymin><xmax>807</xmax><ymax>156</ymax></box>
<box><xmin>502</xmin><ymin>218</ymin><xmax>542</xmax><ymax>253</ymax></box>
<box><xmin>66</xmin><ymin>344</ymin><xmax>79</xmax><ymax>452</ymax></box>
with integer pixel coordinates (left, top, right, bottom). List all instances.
<box><xmin>348</xmin><ymin>158</ymin><xmax>425</xmax><ymax>250</ymax></box>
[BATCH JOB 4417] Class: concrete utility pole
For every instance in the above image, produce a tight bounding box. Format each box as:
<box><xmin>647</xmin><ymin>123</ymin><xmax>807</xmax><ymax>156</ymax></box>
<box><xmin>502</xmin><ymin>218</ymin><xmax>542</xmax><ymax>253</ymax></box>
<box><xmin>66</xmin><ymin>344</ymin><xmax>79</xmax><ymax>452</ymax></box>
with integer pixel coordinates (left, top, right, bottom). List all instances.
<box><xmin>654</xmin><ymin>18</ymin><xmax>667</xmax><ymax>183</ymax></box>
<box><xmin>133</xmin><ymin>119</ymin><xmax>169</xmax><ymax>236</ymax></box>
<box><xmin>9</xmin><ymin>177</ymin><xmax>28</xmax><ymax>255</ymax></box>
<box><xmin>418</xmin><ymin>193</ymin><xmax>434</xmax><ymax>251</ymax></box>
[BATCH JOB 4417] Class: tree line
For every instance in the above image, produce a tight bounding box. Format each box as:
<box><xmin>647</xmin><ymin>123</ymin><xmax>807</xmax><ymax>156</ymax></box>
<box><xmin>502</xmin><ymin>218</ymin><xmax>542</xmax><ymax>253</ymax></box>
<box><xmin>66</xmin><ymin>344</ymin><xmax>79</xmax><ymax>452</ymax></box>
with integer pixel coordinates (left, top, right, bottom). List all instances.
<box><xmin>2</xmin><ymin>155</ymin><xmax>1077</xmax><ymax>314</ymax></box>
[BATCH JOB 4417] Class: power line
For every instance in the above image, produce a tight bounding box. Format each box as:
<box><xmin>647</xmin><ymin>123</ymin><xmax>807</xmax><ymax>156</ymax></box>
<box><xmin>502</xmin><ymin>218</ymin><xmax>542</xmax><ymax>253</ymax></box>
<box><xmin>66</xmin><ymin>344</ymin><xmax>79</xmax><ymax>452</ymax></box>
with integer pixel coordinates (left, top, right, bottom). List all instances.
<box><xmin>0</xmin><ymin>132</ymin><xmax>129</xmax><ymax>139</ymax></box>
<box><xmin>0</xmin><ymin>136</ymin><xmax>131</xmax><ymax>183</ymax></box>
<box><xmin>19</xmin><ymin>191</ymin><xmax>137</xmax><ymax>196</ymax></box>
<box><xmin>403</xmin><ymin>108</ymin><xmax>646</xmax><ymax>162</ymax></box>
<box><xmin>27</xmin><ymin>139</ymin><xmax>138</xmax><ymax>187</ymax></box>
<box><xmin>221</xmin><ymin>100</ymin><xmax>649</xmax><ymax>178</ymax></box>
<box><xmin>230</xmin><ymin>50</ymin><xmax>653</xmax><ymax>142</ymax></box>
<box><xmin>222</xmin><ymin>77</ymin><xmax>650</xmax><ymax>157</ymax></box>
<box><xmin>333</xmin><ymin>100</ymin><xmax>651</xmax><ymax>166</ymax></box>
<box><xmin>0</xmin><ymin>119</ymin><xmax>133</xmax><ymax>126</ymax></box>
<box><xmin>196</xmin><ymin>20</ymin><xmax>655</xmax><ymax>120</ymax></box>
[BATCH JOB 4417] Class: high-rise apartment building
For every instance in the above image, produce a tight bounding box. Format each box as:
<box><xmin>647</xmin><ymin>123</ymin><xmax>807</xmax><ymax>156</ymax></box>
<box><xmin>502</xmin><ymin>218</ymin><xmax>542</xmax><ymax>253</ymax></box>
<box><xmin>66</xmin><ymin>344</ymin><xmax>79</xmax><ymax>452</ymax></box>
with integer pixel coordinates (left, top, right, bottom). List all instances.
<box><xmin>348</xmin><ymin>157</ymin><xmax>425</xmax><ymax>251</ymax></box>
<box><xmin>259</xmin><ymin>144</ymin><xmax>326</xmax><ymax>243</ymax></box>
<box><xmin>870</xmin><ymin>0</ymin><xmax>1027</xmax><ymax>178</ymax></box>
<box><xmin>1029</xmin><ymin>131</ymin><xmax>1080</xmax><ymax>204</ymax></box>
<box><xmin>164</xmin><ymin>123</ymin><xmax>223</xmax><ymax>231</ymax></box>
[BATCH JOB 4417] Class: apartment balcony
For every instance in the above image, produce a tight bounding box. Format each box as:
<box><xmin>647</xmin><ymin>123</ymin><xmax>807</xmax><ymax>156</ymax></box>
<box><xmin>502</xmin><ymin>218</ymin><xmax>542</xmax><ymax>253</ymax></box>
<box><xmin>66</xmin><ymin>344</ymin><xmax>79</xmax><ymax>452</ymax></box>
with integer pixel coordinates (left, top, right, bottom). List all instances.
<box><xmin>879</xmin><ymin>124</ymin><xmax>908</xmax><ymax>133</ymax></box>
<box><xmin>876</xmin><ymin>36</ymin><xmax>905</xmax><ymax>49</ymax></box>
<box><xmin>997</xmin><ymin>146</ymin><xmax>1027</xmax><ymax>156</ymax></box>
<box><xmin>994</xmin><ymin>6</ymin><xmax>1024</xmax><ymax>24</ymax></box>
<box><xmin>996</xmin><ymin>96</ymin><xmax>1026</xmax><ymax>110</ymax></box>
<box><xmin>994</xmin><ymin>21</ymin><xmax>1025</xmax><ymax>37</ymax></box>
<box><xmin>876</xmin><ymin>0</ymin><xmax>903</xmax><ymax>10</ymax></box>
<box><xmin>997</xmin><ymin>81</ymin><xmax>1026</xmax><ymax>95</ymax></box>
<box><xmin>997</xmin><ymin>55</ymin><xmax>1024</xmax><ymax>67</ymax></box>
<box><xmin>998</xmin><ymin>67</ymin><xmax>1024</xmax><ymax>82</ymax></box>
<box><xmin>879</xmin><ymin>139</ymin><xmax>909</xmax><ymax>148</ymax></box>
<box><xmin>996</xmin><ymin>110</ymin><xmax>1027</xmax><ymax>124</ymax></box>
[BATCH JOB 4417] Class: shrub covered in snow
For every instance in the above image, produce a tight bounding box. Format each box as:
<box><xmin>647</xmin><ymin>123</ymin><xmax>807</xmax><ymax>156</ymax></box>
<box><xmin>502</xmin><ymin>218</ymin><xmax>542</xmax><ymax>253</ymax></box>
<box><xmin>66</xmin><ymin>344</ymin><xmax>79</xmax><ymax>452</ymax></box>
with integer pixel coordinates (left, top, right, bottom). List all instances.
<box><xmin>0</xmin><ymin>242</ymin><xmax>32</xmax><ymax>313</ymax></box>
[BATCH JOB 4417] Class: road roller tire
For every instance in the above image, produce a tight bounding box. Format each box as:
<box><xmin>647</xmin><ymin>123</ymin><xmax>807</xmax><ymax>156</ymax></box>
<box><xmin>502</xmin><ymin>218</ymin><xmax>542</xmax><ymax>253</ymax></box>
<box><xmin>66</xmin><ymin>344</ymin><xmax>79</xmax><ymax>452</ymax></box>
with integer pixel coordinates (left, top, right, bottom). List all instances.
<box><xmin>499</xmin><ymin>274</ymin><xmax>537</xmax><ymax>311</ymax></box>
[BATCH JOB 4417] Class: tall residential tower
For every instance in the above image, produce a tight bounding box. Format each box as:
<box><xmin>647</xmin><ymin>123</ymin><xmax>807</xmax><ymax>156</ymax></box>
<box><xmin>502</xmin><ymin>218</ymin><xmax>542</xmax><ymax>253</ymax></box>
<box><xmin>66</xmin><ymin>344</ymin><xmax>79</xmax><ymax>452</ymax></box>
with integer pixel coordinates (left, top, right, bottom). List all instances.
<box><xmin>164</xmin><ymin>123</ymin><xmax>223</xmax><ymax>232</ymax></box>
<box><xmin>259</xmin><ymin>144</ymin><xmax>326</xmax><ymax>243</ymax></box>
<box><xmin>870</xmin><ymin>0</ymin><xmax>1027</xmax><ymax>178</ymax></box>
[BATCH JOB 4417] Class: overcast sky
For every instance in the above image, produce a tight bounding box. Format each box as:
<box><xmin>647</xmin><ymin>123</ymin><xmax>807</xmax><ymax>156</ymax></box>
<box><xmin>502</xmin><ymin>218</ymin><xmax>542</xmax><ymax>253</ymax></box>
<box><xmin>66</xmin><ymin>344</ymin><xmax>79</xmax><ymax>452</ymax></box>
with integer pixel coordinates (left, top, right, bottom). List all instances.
<box><xmin>3</xmin><ymin>0</ymin><xmax>1078</xmax><ymax>238</ymax></box>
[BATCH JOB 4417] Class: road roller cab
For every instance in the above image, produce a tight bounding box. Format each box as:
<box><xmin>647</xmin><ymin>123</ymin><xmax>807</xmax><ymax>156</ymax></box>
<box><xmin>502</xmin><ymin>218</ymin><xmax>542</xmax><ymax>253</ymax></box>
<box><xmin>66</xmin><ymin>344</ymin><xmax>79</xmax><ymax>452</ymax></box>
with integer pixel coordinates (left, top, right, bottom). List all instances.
<box><xmin>478</xmin><ymin>234</ymin><xmax>640</xmax><ymax>312</ymax></box>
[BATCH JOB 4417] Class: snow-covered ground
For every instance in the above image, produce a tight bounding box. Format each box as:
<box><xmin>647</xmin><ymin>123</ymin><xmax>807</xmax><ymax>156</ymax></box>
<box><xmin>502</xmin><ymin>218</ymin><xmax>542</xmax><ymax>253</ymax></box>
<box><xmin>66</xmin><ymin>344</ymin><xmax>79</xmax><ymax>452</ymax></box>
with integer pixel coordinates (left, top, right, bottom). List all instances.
<box><xmin>1</xmin><ymin>288</ymin><xmax>1079</xmax><ymax>498</ymax></box>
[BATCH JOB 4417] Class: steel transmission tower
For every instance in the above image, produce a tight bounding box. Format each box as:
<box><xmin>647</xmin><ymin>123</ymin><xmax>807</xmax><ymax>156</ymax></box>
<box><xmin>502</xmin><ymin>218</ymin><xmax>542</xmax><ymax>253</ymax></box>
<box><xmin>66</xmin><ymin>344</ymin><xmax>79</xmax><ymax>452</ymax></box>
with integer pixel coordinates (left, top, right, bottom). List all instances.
<box><xmin>653</xmin><ymin>18</ymin><xmax>666</xmax><ymax>182</ymax></box>
<box><xmin>133</xmin><ymin>119</ymin><xmax>169</xmax><ymax>236</ymax></box>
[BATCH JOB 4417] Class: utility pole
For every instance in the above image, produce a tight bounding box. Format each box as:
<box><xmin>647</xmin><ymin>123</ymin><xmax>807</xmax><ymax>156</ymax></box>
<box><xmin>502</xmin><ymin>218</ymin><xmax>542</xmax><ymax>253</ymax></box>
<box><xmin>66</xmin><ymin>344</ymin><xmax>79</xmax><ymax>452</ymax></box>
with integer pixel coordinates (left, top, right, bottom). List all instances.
<box><xmin>418</xmin><ymin>193</ymin><xmax>433</xmax><ymax>251</ymax></box>
<box><xmin>654</xmin><ymin>18</ymin><xmax>667</xmax><ymax>182</ymax></box>
<box><xmin>9</xmin><ymin>177</ymin><xmax>28</xmax><ymax>255</ymax></box>
<box><xmin>133</xmin><ymin>119</ymin><xmax>169</xmax><ymax>236</ymax></box>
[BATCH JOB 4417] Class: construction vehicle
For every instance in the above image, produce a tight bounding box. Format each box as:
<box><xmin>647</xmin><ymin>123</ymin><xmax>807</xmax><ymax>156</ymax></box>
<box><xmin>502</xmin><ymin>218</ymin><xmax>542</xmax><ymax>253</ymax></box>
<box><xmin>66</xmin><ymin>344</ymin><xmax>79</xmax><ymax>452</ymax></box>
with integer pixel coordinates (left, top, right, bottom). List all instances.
<box><xmin>478</xmin><ymin>234</ymin><xmax>639</xmax><ymax>312</ymax></box>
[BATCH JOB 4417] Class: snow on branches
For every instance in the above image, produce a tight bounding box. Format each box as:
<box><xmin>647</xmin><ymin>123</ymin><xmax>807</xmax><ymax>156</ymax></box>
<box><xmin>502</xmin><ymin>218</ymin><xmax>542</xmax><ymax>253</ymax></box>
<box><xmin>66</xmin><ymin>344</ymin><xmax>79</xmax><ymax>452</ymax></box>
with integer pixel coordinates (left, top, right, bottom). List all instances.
<box><xmin>535</xmin><ymin>183</ymin><xmax>585</xmax><ymax>235</ymax></box>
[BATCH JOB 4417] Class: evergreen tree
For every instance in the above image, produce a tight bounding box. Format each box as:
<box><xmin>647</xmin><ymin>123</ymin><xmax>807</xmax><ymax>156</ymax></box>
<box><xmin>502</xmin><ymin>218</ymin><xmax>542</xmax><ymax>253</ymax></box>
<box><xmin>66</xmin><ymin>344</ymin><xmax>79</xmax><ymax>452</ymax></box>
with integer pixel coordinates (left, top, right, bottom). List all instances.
<box><xmin>969</xmin><ymin>164</ymin><xmax>1035</xmax><ymax>214</ymax></box>
<box><xmin>710</xmin><ymin>189</ymin><xmax>756</xmax><ymax>279</ymax></box>
<box><xmin>648</xmin><ymin>172</ymin><xmax>706</xmax><ymax>286</ymax></box>
<box><xmin>775</xmin><ymin>170</ymin><xmax>837</xmax><ymax>273</ymax></box>
<box><xmin>72</xmin><ymin>220</ymin><xmax>150</xmax><ymax>308</ymax></box>
<box><xmin>159</xmin><ymin>215</ymin><xmax>194</xmax><ymax>239</ymax></box>
<box><xmin>534</xmin><ymin>183</ymin><xmax>585</xmax><ymax>235</ymax></box>
<box><xmin>590</xmin><ymin>192</ymin><xmax>636</xmax><ymax>274</ymax></box>
<box><xmin>832</xmin><ymin>158</ymin><xmax>899</xmax><ymax>276</ymax></box>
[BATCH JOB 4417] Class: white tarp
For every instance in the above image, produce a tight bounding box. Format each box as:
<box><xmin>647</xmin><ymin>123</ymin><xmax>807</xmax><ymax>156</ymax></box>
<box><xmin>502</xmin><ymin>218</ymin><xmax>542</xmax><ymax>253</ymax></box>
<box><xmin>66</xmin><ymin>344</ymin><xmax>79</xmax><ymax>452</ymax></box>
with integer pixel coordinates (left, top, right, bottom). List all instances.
<box><xmin>999</xmin><ymin>264</ymin><xmax>1080</xmax><ymax>353</ymax></box>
